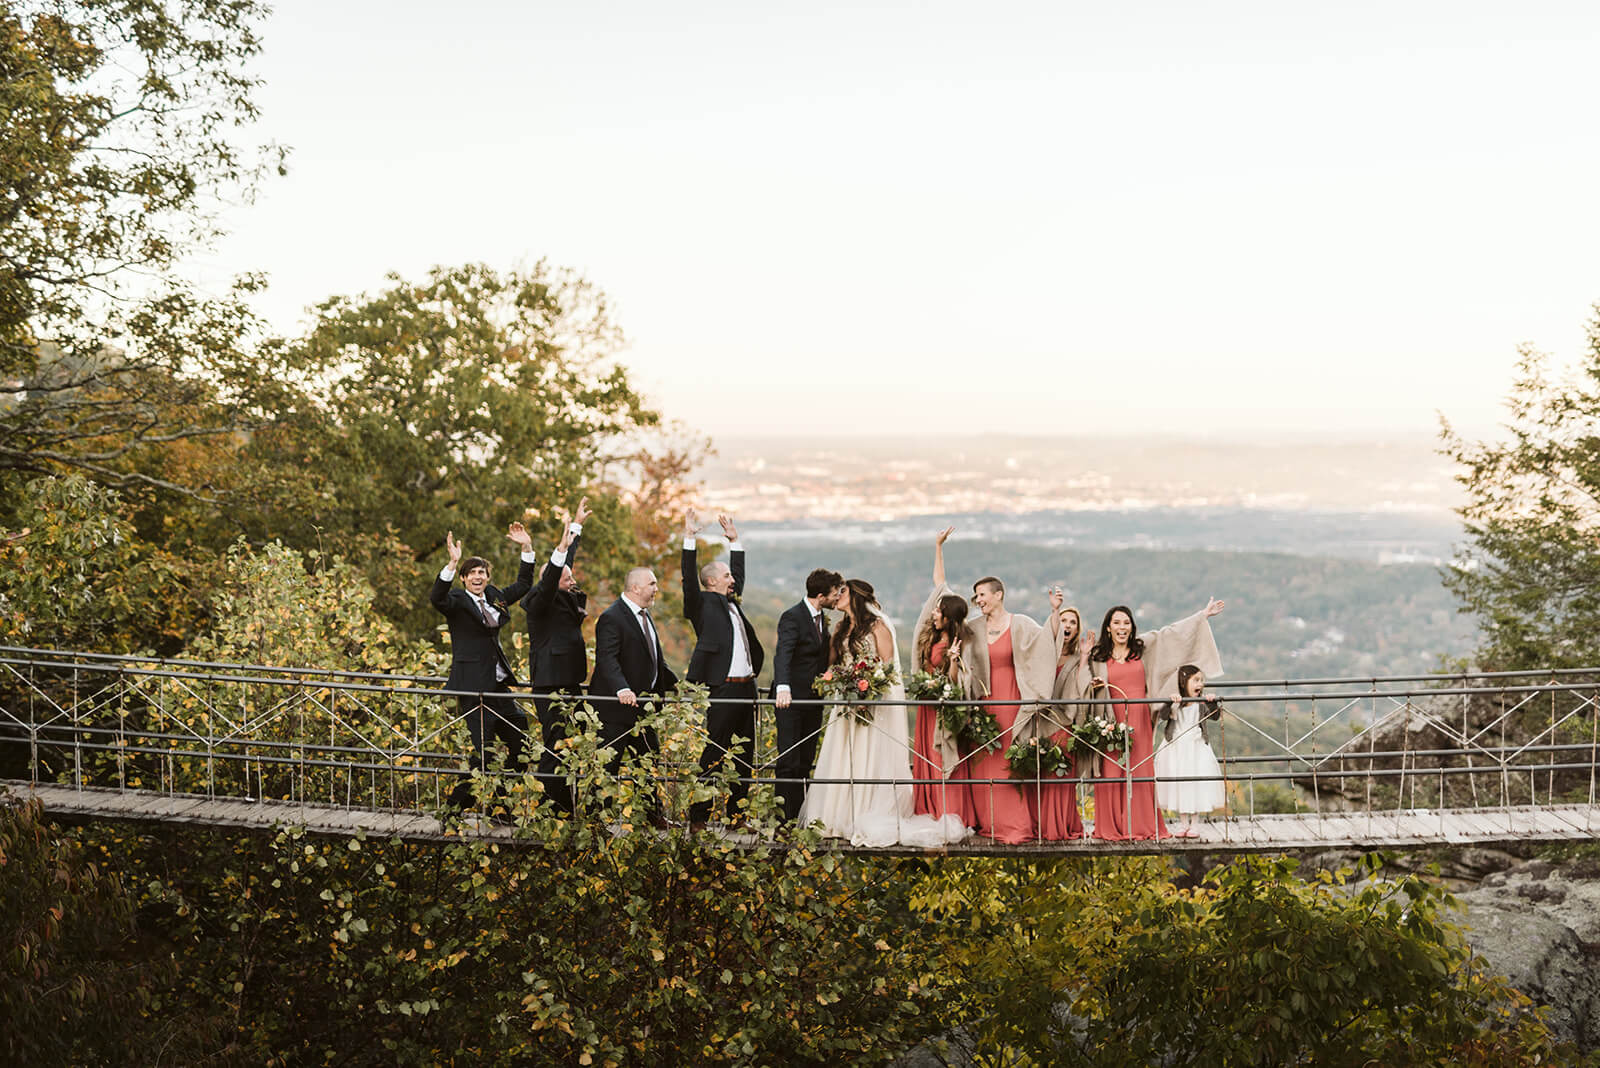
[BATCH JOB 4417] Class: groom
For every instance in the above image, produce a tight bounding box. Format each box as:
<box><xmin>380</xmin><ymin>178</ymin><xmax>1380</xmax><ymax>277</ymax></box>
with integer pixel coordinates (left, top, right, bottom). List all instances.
<box><xmin>771</xmin><ymin>567</ymin><xmax>844</xmax><ymax>821</ymax></box>
<box><xmin>683</xmin><ymin>509</ymin><xmax>764</xmax><ymax>826</ymax></box>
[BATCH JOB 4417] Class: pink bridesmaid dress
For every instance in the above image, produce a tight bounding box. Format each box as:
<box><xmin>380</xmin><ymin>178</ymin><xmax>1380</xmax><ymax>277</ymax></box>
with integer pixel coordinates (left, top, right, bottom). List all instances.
<box><xmin>968</xmin><ymin>628</ymin><xmax>1036</xmax><ymax>844</ymax></box>
<box><xmin>1024</xmin><ymin>665</ymin><xmax>1083</xmax><ymax>840</ymax></box>
<box><xmin>1092</xmin><ymin>657</ymin><xmax>1143</xmax><ymax>841</ymax></box>
<box><xmin>1102</xmin><ymin>656</ymin><xmax>1170</xmax><ymax>841</ymax></box>
<box><xmin>912</xmin><ymin>640</ymin><xmax>976</xmax><ymax>826</ymax></box>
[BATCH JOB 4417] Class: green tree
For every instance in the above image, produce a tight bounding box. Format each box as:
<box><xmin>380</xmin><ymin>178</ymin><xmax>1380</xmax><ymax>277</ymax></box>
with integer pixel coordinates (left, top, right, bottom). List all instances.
<box><xmin>242</xmin><ymin>262</ymin><xmax>702</xmax><ymax>635</ymax></box>
<box><xmin>1441</xmin><ymin>305</ymin><xmax>1600</xmax><ymax>670</ymax></box>
<box><xmin>908</xmin><ymin>854</ymin><xmax>1571</xmax><ymax>1066</ymax></box>
<box><xmin>0</xmin><ymin>0</ymin><xmax>286</xmax><ymax>497</ymax></box>
<box><xmin>0</xmin><ymin>799</ymin><xmax>221</xmax><ymax>1064</ymax></box>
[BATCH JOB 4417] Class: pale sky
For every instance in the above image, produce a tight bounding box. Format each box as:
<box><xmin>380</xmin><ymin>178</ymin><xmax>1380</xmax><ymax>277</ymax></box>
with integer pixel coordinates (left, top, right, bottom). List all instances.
<box><xmin>201</xmin><ymin>1</ymin><xmax>1600</xmax><ymax>440</ymax></box>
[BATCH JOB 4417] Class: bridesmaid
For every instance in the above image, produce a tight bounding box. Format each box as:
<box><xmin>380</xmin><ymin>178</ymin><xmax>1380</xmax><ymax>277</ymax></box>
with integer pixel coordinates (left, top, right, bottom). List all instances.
<box><xmin>909</xmin><ymin>529</ymin><xmax>977</xmax><ymax>827</ymax></box>
<box><xmin>1024</xmin><ymin>591</ymin><xmax>1089</xmax><ymax>840</ymax></box>
<box><xmin>1088</xmin><ymin>599</ymin><xmax>1226</xmax><ymax>841</ymax></box>
<box><xmin>942</xmin><ymin>539</ymin><xmax>1058</xmax><ymax>845</ymax></box>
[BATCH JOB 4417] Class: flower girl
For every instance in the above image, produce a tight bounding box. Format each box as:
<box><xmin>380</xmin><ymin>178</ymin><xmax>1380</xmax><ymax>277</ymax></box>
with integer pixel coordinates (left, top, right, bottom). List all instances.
<box><xmin>1154</xmin><ymin>665</ymin><xmax>1226</xmax><ymax>837</ymax></box>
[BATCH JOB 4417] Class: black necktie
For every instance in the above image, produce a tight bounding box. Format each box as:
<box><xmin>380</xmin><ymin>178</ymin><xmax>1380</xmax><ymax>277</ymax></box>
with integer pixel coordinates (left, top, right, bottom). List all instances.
<box><xmin>813</xmin><ymin>612</ymin><xmax>824</xmax><ymax>642</ymax></box>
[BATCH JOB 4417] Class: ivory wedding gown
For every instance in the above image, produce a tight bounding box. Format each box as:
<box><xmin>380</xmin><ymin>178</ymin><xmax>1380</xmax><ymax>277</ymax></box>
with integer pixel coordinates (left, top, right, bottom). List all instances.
<box><xmin>799</xmin><ymin>608</ymin><xmax>970</xmax><ymax>848</ymax></box>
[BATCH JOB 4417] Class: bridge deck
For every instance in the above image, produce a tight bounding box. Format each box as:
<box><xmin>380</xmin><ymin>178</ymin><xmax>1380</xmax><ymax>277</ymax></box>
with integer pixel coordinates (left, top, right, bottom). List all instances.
<box><xmin>6</xmin><ymin>780</ymin><xmax>1596</xmax><ymax>856</ymax></box>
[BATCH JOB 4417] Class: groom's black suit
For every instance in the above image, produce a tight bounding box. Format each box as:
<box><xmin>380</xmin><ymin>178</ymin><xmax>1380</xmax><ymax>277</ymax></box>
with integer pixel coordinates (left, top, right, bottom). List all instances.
<box><xmin>771</xmin><ymin>599</ymin><xmax>830</xmax><ymax>821</ymax></box>
<box><xmin>518</xmin><ymin>533</ymin><xmax>589</xmax><ymax>813</ymax></box>
<box><xmin>683</xmin><ymin>542</ymin><xmax>764</xmax><ymax>822</ymax></box>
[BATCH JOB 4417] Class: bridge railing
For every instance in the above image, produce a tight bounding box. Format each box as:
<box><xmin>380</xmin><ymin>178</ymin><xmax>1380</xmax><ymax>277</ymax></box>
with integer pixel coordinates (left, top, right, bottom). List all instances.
<box><xmin>2</xmin><ymin>646</ymin><xmax>1597</xmax><ymax>838</ymax></box>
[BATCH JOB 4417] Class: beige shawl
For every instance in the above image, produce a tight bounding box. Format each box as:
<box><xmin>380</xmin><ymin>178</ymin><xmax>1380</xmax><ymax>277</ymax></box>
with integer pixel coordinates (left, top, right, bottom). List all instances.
<box><xmin>916</xmin><ymin>582</ymin><xmax>1057</xmax><ymax>750</ymax></box>
<box><xmin>1086</xmin><ymin>608</ymin><xmax>1223</xmax><ymax>726</ymax></box>
<box><xmin>1035</xmin><ymin>605</ymin><xmax>1091</xmax><ymax>739</ymax></box>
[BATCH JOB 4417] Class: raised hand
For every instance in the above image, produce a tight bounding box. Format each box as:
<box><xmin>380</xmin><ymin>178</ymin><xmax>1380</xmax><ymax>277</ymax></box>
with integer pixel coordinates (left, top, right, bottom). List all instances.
<box><xmin>718</xmin><ymin>512</ymin><xmax>738</xmax><ymax>542</ymax></box>
<box><xmin>1204</xmin><ymin>597</ymin><xmax>1226</xmax><ymax>618</ymax></box>
<box><xmin>1080</xmin><ymin>630</ymin><xmax>1096</xmax><ymax>662</ymax></box>
<box><xmin>506</xmin><ymin>521</ymin><xmax>532</xmax><ymax>551</ymax></box>
<box><xmin>445</xmin><ymin>531</ymin><xmax>462</xmax><ymax>569</ymax></box>
<box><xmin>685</xmin><ymin>508</ymin><xmax>702</xmax><ymax>537</ymax></box>
<box><xmin>573</xmin><ymin>495</ymin><xmax>592</xmax><ymax>524</ymax></box>
<box><xmin>1048</xmin><ymin>585</ymin><xmax>1064</xmax><ymax>611</ymax></box>
<box><xmin>935</xmin><ymin>525</ymin><xmax>954</xmax><ymax>546</ymax></box>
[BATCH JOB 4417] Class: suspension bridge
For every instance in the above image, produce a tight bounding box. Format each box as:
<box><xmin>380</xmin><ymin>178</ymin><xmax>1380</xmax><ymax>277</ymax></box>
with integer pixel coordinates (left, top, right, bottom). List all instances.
<box><xmin>3</xmin><ymin>646</ymin><xmax>1597</xmax><ymax>856</ymax></box>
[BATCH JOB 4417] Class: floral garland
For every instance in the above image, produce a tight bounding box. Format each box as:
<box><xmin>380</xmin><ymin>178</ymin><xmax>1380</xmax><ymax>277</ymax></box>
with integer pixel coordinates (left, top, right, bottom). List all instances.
<box><xmin>1005</xmin><ymin>737</ymin><xmax>1074</xmax><ymax>780</ymax></box>
<box><xmin>817</xmin><ymin>657</ymin><xmax>896</xmax><ymax>724</ymax></box>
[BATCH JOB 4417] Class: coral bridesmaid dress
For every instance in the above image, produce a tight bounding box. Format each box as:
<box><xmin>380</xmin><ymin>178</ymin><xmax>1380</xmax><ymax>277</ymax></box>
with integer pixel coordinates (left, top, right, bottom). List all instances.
<box><xmin>968</xmin><ymin>628</ymin><xmax>1036</xmax><ymax>844</ymax></box>
<box><xmin>911</xmin><ymin>639</ymin><xmax>976</xmax><ymax>826</ymax></box>
<box><xmin>1024</xmin><ymin>665</ymin><xmax>1083</xmax><ymax>840</ymax></box>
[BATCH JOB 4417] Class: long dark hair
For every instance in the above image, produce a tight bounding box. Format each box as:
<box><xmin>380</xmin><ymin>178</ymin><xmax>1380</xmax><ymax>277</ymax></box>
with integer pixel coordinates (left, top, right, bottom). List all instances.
<box><xmin>830</xmin><ymin>579</ymin><xmax>882</xmax><ymax>665</ymax></box>
<box><xmin>1089</xmin><ymin>605</ymin><xmax>1144</xmax><ymax>662</ymax></box>
<box><xmin>1176</xmin><ymin>663</ymin><xmax>1222</xmax><ymax>721</ymax></box>
<box><xmin>915</xmin><ymin>594</ymin><xmax>968</xmax><ymax>671</ymax></box>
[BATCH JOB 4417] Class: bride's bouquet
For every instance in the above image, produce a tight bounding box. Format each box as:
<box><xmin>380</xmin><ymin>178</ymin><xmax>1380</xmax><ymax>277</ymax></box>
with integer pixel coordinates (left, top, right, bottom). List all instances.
<box><xmin>817</xmin><ymin>657</ymin><xmax>897</xmax><ymax>724</ymax></box>
<box><xmin>1006</xmin><ymin>738</ymin><xmax>1074</xmax><ymax>781</ymax></box>
<box><xmin>1067</xmin><ymin>714</ymin><xmax>1133</xmax><ymax>761</ymax></box>
<box><xmin>905</xmin><ymin>670</ymin><xmax>961</xmax><ymax>705</ymax></box>
<box><xmin>938</xmin><ymin>702</ymin><xmax>1005</xmax><ymax>755</ymax></box>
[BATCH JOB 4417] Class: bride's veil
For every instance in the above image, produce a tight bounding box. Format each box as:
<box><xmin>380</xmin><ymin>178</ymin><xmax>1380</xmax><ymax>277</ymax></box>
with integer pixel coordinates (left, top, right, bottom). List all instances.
<box><xmin>866</xmin><ymin>603</ymin><xmax>903</xmax><ymax>688</ymax></box>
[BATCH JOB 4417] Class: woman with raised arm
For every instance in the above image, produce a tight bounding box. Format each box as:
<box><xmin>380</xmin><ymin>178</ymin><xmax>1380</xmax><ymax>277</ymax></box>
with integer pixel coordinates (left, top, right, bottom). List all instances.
<box><xmin>924</xmin><ymin>531</ymin><xmax>1057</xmax><ymax>844</ymax></box>
<box><xmin>1088</xmin><ymin>599</ymin><xmax>1225</xmax><ymax>841</ymax></box>
<box><xmin>908</xmin><ymin>528</ymin><xmax>977</xmax><ymax>827</ymax></box>
<box><xmin>800</xmin><ymin>578</ymin><xmax>968</xmax><ymax>847</ymax></box>
<box><xmin>1024</xmin><ymin>590</ymin><xmax>1089</xmax><ymax>840</ymax></box>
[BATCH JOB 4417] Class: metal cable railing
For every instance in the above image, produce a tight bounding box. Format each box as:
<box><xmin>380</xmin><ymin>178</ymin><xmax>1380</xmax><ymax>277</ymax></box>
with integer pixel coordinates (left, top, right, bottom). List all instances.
<box><xmin>2</xmin><ymin>646</ymin><xmax>1597</xmax><ymax>847</ymax></box>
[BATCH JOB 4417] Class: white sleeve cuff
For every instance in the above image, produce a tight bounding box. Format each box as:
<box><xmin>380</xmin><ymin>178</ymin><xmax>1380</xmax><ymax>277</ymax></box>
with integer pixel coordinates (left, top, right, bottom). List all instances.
<box><xmin>550</xmin><ymin>549</ymin><xmax>568</xmax><ymax>566</ymax></box>
<box><xmin>570</xmin><ymin>522</ymin><xmax>583</xmax><ymax>535</ymax></box>
<box><xmin>727</xmin><ymin>540</ymin><xmax>742</xmax><ymax>552</ymax></box>
<box><xmin>519</xmin><ymin>550</ymin><xmax>539</xmax><ymax>563</ymax></box>
<box><xmin>440</xmin><ymin>566</ymin><xmax>456</xmax><ymax>581</ymax></box>
<box><xmin>776</xmin><ymin>684</ymin><xmax>791</xmax><ymax>696</ymax></box>
<box><xmin>684</xmin><ymin>537</ymin><xmax>696</xmax><ymax>549</ymax></box>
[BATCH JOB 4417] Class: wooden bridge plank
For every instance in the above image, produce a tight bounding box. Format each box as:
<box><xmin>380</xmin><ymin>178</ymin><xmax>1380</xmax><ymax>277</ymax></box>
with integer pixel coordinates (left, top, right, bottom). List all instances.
<box><xmin>7</xmin><ymin>780</ymin><xmax>1599</xmax><ymax>856</ymax></box>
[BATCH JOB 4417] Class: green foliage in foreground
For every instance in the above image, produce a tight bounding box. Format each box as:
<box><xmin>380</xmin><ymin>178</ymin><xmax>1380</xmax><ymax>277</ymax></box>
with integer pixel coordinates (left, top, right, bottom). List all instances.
<box><xmin>4</xmin><ymin>788</ymin><xmax>1587</xmax><ymax>1066</ymax></box>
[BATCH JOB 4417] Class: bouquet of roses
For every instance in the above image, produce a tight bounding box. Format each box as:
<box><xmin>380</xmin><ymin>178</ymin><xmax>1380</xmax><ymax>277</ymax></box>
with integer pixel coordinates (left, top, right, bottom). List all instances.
<box><xmin>1067</xmin><ymin>714</ymin><xmax>1133</xmax><ymax>761</ymax></box>
<box><xmin>1006</xmin><ymin>738</ymin><xmax>1074</xmax><ymax>781</ymax></box>
<box><xmin>817</xmin><ymin>657</ymin><xmax>897</xmax><ymax>724</ymax></box>
<box><xmin>938</xmin><ymin>701</ymin><xmax>1005</xmax><ymax>755</ymax></box>
<box><xmin>905</xmin><ymin>669</ymin><xmax>961</xmax><ymax>705</ymax></box>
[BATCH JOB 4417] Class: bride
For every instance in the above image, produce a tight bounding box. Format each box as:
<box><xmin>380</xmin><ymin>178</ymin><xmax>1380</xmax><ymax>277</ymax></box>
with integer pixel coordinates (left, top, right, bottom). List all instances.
<box><xmin>799</xmin><ymin>578</ymin><xmax>970</xmax><ymax>847</ymax></box>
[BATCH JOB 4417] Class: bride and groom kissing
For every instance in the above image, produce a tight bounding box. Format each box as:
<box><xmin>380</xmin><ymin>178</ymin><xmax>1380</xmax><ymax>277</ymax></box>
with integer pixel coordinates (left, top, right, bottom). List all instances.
<box><xmin>771</xmin><ymin>563</ymin><xmax>969</xmax><ymax>848</ymax></box>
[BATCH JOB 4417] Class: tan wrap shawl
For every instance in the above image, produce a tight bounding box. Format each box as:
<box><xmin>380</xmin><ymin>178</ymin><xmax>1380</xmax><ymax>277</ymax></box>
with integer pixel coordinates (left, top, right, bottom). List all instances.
<box><xmin>1086</xmin><ymin>608</ymin><xmax>1223</xmax><ymax>725</ymax></box>
<box><xmin>1035</xmin><ymin>605</ymin><xmax>1092</xmax><ymax>739</ymax></box>
<box><xmin>915</xmin><ymin>583</ymin><xmax>1057</xmax><ymax>765</ymax></box>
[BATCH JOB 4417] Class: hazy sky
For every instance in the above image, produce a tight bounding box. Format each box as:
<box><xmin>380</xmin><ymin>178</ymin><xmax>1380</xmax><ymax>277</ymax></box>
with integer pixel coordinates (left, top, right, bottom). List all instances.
<box><xmin>202</xmin><ymin>1</ymin><xmax>1600</xmax><ymax>440</ymax></box>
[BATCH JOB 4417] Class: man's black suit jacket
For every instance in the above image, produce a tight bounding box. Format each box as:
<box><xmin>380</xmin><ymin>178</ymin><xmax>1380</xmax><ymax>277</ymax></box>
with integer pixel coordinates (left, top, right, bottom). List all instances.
<box><xmin>518</xmin><ymin>534</ymin><xmax>589</xmax><ymax>690</ymax></box>
<box><xmin>682</xmin><ymin>545</ymin><xmax>765</xmax><ymax>686</ymax></box>
<box><xmin>588</xmin><ymin>596</ymin><xmax>678</xmax><ymax>716</ymax></box>
<box><xmin>431</xmin><ymin>568</ymin><xmax>534</xmax><ymax>692</ymax></box>
<box><xmin>772</xmin><ymin>600</ymin><xmax>829</xmax><ymax>700</ymax></box>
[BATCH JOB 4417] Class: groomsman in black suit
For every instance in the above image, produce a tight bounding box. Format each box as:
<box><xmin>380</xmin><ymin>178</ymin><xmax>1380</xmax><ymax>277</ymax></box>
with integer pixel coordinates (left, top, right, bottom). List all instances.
<box><xmin>431</xmin><ymin>527</ymin><xmax>539</xmax><ymax>810</ymax></box>
<box><xmin>772</xmin><ymin>567</ymin><xmax>845</xmax><ymax>821</ymax></box>
<box><xmin>682</xmin><ymin>509</ymin><xmax>764</xmax><ymax>826</ymax></box>
<box><xmin>517</xmin><ymin>497</ymin><xmax>593</xmax><ymax>814</ymax></box>
<box><xmin>587</xmin><ymin>562</ymin><xmax>678</xmax><ymax>815</ymax></box>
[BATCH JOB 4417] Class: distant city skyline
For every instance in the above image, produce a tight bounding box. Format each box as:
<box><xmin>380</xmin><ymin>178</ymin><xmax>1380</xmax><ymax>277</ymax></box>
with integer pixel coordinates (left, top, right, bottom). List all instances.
<box><xmin>198</xmin><ymin>1</ymin><xmax>1600</xmax><ymax>442</ymax></box>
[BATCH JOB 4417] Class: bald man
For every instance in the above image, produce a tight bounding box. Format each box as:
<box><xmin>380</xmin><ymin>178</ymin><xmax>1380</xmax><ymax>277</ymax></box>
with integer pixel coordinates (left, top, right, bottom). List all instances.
<box><xmin>588</xmin><ymin>563</ymin><xmax>679</xmax><ymax>815</ymax></box>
